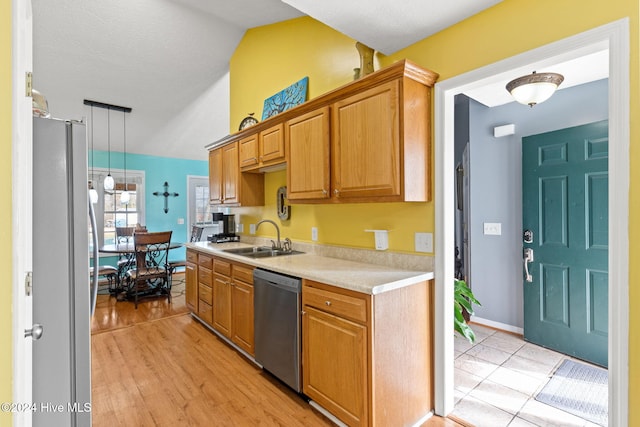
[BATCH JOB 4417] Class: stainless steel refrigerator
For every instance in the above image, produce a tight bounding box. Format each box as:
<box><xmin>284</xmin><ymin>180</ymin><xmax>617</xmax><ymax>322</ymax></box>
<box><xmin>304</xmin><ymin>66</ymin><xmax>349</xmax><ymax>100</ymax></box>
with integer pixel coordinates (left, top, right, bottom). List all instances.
<box><xmin>32</xmin><ymin>116</ymin><xmax>93</xmax><ymax>426</ymax></box>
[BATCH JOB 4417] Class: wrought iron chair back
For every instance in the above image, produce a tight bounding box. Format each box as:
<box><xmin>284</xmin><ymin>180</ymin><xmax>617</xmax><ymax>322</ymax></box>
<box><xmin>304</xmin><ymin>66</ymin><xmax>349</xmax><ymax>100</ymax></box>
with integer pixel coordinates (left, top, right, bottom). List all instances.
<box><xmin>126</xmin><ymin>230</ymin><xmax>173</xmax><ymax>308</ymax></box>
<box><xmin>115</xmin><ymin>226</ymin><xmax>136</xmax><ymax>243</ymax></box>
<box><xmin>190</xmin><ymin>225</ymin><xmax>204</xmax><ymax>242</ymax></box>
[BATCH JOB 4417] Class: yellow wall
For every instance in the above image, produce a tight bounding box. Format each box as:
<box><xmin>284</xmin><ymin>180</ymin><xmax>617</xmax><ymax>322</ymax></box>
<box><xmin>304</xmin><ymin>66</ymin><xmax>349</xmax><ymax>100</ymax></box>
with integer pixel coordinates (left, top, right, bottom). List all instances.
<box><xmin>230</xmin><ymin>17</ymin><xmax>433</xmax><ymax>253</ymax></box>
<box><xmin>230</xmin><ymin>0</ymin><xmax>639</xmax><ymax>421</ymax></box>
<box><xmin>1</xmin><ymin>0</ymin><xmax>12</xmax><ymax>424</ymax></box>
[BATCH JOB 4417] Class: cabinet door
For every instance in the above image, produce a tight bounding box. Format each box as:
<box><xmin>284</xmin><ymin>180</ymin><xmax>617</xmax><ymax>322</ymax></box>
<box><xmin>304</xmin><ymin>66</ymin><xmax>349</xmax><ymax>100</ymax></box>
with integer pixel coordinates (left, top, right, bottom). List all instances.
<box><xmin>260</xmin><ymin>123</ymin><xmax>285</xmax><ymax>165</ymax></box>
<box><xmin>302</xmin><ymin>306</ymin><xmax>368</xmax><ymax>427</ymax></box>
<box><xmin>239</xmin><ymin>134</ymin><xmax>259</xmax><ymax>169</ymax></box>
<box><xmin>286</xmin><ymin>107</ymin><xmax>331</xmax><ymax>200</ymax></box>
<box><xmin>222</xmin><ymin>142</ymin><xmax>239</xmax><ymax>204</ymax></box>
<box><xmin>185</xmin><ymin>261</ymin><xmax>197</xmax><ymax>311</ymax></box>
<box><xmin>208</xmin><ymin>148</ymin><xmax>223</xmax><ymax>204</ymax></box>
<box><xmin>231</xmin><ymin>279</ymin><xmax>254</xmax><ymax>355</ymax></box>
<box><xmin>213</xmin><ymin>273</ymin><xmax>232</xmax><ymax>337</ymax></box>
<box><xmin>332</xmin><ymin>81</ymin><xmax>401</xmax><ymax>200</ymax></box>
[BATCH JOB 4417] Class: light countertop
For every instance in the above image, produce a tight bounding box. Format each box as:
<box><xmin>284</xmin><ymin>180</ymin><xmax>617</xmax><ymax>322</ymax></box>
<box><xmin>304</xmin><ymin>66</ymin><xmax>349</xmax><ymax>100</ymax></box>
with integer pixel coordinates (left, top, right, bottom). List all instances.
<box><xmin>186</xmin><ymin>241</ymin><xmax>434</xmax><ymax>295</ymax></box>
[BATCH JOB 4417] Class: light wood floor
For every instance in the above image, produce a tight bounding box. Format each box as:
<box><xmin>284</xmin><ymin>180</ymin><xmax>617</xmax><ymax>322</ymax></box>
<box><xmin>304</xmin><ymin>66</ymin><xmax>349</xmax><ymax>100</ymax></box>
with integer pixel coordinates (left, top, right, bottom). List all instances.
<box><xmin>91</xmin><ymin>274</ymin><xmax>465</xmax><ymax>426</ymax></box>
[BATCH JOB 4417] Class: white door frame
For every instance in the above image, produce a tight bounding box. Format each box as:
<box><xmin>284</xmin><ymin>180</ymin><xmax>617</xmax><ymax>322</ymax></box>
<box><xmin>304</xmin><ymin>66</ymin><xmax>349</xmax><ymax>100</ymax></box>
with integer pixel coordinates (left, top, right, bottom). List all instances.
<box><xmin>12</xmin><ymin>0</ymin><xmax>33</xmax><ymax>425</ymax></box>
<box><xmin>433</xmin><ymin>18</ymin><xmax>629</xmax><ymax>426</ymax></box>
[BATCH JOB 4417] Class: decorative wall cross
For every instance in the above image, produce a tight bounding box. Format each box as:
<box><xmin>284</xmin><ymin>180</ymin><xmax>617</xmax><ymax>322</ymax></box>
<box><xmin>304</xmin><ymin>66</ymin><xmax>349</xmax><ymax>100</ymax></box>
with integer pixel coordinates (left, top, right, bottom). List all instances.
<box><xmin>153</xmin><ymin>181</ymin><xmax>179</xmax><ymax>213</ymax></box>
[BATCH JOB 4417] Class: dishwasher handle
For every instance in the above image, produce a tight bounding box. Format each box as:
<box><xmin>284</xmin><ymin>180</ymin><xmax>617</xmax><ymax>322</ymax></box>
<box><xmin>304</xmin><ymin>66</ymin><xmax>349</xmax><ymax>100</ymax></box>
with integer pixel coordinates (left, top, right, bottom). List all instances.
<box><xmin>253</xmin><ymin>268</ymin><xmax>301</xmax><ymax>293</ymax></box>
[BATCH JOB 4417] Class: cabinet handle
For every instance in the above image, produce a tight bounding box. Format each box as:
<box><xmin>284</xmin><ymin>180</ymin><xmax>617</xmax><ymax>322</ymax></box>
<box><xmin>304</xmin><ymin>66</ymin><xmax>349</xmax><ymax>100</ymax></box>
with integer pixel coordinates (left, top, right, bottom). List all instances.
<box><xmin>301</xmin><ymin>310</ymin><xmax>306</xmax><ymax>316</ymax></box>
<box><xmin>325</xmin><ymin>300</ymin><xmax>332</xmax><ymax>306</ymax></box>
<box><xmin>333</xmin><ymin>189</ymin><xmax>340</xmax><ymax>197</ymax></box>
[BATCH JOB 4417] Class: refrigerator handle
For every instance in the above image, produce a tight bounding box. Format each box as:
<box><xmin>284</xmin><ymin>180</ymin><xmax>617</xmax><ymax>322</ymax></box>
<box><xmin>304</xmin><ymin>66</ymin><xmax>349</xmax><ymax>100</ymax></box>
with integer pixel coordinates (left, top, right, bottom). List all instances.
<box><xmin>89</xmin><ymin>197</ymin><xmax>99</xmax><ymax>316</ymax></box>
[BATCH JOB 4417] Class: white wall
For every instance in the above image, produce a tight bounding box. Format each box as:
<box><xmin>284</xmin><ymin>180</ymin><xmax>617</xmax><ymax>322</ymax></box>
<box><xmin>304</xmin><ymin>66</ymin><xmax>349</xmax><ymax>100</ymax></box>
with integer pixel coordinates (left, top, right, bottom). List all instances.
<box><xmin>462</xmin><ymin>78</ymin><xmax>608</xmax><ymax>329</ymax></box>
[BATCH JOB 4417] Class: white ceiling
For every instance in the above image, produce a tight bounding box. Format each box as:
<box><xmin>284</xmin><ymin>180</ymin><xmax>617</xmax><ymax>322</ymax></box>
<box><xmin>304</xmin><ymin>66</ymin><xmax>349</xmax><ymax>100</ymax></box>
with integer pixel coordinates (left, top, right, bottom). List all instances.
<box><xmin>33</xmin><ymin>0</ymin><xmax>606</xmax><ymax>160</ymax></box>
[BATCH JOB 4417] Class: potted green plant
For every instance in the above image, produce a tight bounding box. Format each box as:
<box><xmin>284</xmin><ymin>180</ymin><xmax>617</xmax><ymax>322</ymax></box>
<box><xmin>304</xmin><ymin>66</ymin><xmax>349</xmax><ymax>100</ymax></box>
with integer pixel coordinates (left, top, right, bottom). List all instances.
<box><xmin>454</xmin><ymin>279</ymin><xmax>481</xmax><ymax>343</ymax></box>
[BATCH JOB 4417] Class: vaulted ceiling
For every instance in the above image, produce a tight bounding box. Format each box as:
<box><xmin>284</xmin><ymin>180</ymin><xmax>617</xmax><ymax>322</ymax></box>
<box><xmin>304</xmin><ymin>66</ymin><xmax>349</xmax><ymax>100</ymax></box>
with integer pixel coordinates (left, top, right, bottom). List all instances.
<box><xmin>32</xmin><ymin>0</ymin><xmax>605</xmax><ymax>161</ymax></box>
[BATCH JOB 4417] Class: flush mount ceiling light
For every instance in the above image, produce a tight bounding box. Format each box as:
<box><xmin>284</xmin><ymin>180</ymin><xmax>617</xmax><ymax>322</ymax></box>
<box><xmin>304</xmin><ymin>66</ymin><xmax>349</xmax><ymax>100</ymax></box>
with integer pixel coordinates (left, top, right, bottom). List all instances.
<box><xmin>505</xmin><ymin>71</ymin><xmax>564</xmax><ymax>107</ymax></box>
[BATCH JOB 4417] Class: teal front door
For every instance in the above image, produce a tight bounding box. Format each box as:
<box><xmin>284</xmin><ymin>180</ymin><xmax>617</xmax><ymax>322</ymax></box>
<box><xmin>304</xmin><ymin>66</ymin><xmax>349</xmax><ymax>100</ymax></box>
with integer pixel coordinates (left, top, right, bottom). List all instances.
<box><xmin>522</xmin><ymin>120</ymin><xmax>608</xmax><ymax>367</ymax></box>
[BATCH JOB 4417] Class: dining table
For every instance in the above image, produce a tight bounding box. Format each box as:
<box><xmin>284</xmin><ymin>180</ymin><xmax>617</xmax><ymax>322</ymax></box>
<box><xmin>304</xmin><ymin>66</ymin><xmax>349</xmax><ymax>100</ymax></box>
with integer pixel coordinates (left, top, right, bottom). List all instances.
<box><xmin>98</xmin><ymin>241</ymin><xmax>183</xmax><ymax>298</ymax></box>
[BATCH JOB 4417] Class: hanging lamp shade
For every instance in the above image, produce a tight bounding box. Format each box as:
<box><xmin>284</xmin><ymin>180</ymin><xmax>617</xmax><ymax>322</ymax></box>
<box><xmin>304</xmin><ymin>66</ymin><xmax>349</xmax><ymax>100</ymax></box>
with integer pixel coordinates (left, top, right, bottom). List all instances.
<box><xmin>120</xmin><ymin>189</ymin><xmax>130</xmax><ymax>204</ymax></box>
<box><xmin>506</xmin><ymin>71</ymin><xmax>564</xmax><ymax>107</ymax></box>
<box><xmin>104</xmin><ymin>174</ymin><xmax>114</xmax><ymax>191</ymax></box>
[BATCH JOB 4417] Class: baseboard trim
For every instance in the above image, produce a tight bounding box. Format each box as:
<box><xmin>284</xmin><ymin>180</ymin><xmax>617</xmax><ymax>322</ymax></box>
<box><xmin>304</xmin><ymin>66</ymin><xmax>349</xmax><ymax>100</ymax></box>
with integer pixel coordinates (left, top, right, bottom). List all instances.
<box><xmin>471</xmin><ymin>316</ymin><xmax>523</xmax><ymax>335</ymax></box>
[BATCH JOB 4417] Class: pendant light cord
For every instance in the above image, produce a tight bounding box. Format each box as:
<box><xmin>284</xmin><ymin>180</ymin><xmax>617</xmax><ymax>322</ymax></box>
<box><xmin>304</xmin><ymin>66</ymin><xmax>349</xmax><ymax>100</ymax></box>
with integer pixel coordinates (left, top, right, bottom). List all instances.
<box><xmin>107</xmin><ymin>107</ymin><xmax>111</xmax><ymax>173</ymax></box>
<box><xmin>90</xmin><ymin>106</ymin><xmax>94</xmax><ymax>182</ymax></box>
<box><xmin>123</xmin><ymin>110</ymin><xmax>127</xmax><ymax>187</ymax></box>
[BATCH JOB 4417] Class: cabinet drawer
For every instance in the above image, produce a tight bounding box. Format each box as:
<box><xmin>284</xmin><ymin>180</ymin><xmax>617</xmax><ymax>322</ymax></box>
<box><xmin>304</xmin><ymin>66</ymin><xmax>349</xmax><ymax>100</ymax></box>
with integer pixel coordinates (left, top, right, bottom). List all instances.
<box><xmin>303</xmin><ymin>283</ymin><xmax>368</xmax><ymax>324</ymax></box>
<box><xmin>198</xmin><ymin>300</ymin><xmax>212</xmax><ymax>324</ymax></box>
<box><xmin>198</xmin><ymin>253</ymin><xmax>213</xmax><ymax>268</ymax></box>
<box><xmin>214</xmin><ymin>258</ymin><xmax>231</xmax><ymax>276</ymax></box>
<box><xmin>199</xmin><ymin>283</ymin><xmax>212</xmax><ymax>305</ymax></box>
<box><xmin>233</xmin><ymin>264</ymin><xmax>254</xmax><ymax>284</ymax></box>
<box><xmin>198</xmin><ymin>266</ymin><xmax>212</xmax><ymax>286</ymax></box>
<box><xmin>187</xmin><ymin>249</ymin><xmax>198</xmax><ymax>263</ymax></box>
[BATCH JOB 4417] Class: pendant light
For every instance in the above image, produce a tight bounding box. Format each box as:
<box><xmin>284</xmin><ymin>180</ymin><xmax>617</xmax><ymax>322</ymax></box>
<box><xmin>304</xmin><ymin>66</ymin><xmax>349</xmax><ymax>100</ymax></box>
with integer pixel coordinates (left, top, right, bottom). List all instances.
<box><xmin>120</xmin><ymin>109</ymin><xmax>130</xmax><ymax>205</ymax></box>
<box><xmin>505</xmin><ymin>71</ymin><xmax>564</xmax><ymax>107</ymax></box>
<box><xmin>103</xmin><ymin>106</ymin><xmax>115</xmax><ymax>190</ymax></box>
<box><xmin>89</xmin><ymin>105</ymin><xmax>99</xmax><ymax>204</ymax></box>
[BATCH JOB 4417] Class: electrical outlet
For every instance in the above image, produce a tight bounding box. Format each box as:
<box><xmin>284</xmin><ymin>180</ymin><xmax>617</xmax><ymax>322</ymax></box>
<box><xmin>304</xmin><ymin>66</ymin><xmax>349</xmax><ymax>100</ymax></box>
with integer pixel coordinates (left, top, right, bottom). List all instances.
<box><xmin>177</xmin><ymin>218</ymin><xmax>184</xmax><ymax>225</ymax></box>
<box><xmin>237</xmin><ymin>223</ymin><xmax>244</xmax><ymax>233</ymax></box>
<box><xmin>249</xmin><ymin>224</ymin><xmax>256</xmax><ymax>235</ymax></box>
<box><xmin>311</xmin><ymin>227</ymin><xmax>318</xmax><ymax>241</ymax></box>
<box><xmin>415</xmin><ymin>232</ymin><xmax>433</xmax><ymax>253</ymax></box>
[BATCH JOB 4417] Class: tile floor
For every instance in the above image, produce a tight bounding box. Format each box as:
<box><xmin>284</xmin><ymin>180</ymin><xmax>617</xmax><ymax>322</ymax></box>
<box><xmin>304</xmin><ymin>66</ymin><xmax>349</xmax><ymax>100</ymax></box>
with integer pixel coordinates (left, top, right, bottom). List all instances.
<box><xmin>451</xmin><ymin>323</ymin><xmax>605</xmax><ymax>427</ymax></box>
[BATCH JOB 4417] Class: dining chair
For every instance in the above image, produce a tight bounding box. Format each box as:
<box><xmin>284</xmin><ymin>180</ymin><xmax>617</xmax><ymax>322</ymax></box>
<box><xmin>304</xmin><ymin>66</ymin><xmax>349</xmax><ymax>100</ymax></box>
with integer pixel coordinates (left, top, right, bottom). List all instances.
<box><xmin>125</xmin><ymin>230</ymin><xmax>173</xmax><ymax>309</ymax></box>
<box><xmin>168</xmin><ymin>225</ymin><xmax>204</xmax><ymax>275</ymax></box>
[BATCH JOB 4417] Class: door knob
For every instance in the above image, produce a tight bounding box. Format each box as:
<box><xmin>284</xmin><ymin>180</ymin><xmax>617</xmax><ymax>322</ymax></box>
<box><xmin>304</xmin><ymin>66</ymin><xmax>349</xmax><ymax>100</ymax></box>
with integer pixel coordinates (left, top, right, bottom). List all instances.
<box><xmin>523</xmin><ymin>248</ymin><xmax>534</xmax><ymax>283</ymax></box>
<box><xmin>25</xmin><ymin>324</ymin><xmax>44</xmax><ymax>340</ymax></box>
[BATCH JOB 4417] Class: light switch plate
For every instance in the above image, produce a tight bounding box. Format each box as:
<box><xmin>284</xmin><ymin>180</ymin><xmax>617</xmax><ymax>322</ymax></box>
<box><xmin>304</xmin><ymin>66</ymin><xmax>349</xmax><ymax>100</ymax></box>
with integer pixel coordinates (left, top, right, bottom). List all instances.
<box><xmin>483</xmin><ymin>222</ymin><xmax>502</xmax><ymax>235</ymax></box>
<box><xmin>249</xmin><ymin>224</ymin><xmax>256</xmax><ymax>235</ymax></box>
<box><xmin>177</xmin><ymin>218</ymin><xmax>184</xmax><ymax>225</ymax></box>
<box><xmin>415</xmin><ymin>232</ymin><xmax>433</xmax><ymax>253</ymax></box>
<box><xmin>311</xmin><ymin>227</ymin><xmax>318</xmax><ymax>241</ymax></box>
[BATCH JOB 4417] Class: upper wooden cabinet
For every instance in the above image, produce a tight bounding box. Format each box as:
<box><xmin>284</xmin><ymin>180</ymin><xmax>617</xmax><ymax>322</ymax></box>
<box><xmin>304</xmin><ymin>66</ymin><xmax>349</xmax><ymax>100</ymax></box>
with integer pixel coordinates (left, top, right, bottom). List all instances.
<box><xmin>208</xmin><ymin>59</ymin><xmax>437</xmax><ymax>204</ymax></box>
<box><xmin>239</xmin><ymin>123</ymin><xmax>286</xmax><ymax>172</ymax></box>
<box><xmin>286</xmin><ymin>106</ymin><xmax>331</xmax><ymax>201</ymax></box>
<box><xmin>209</xmin><ymin>141</ymin><xmax>264</xmax><ymax>206</ymax></box>
<box><xmin>331</xmin><ymin>81</ymin><xmax>402</xmax><ymax>201</ymax></box>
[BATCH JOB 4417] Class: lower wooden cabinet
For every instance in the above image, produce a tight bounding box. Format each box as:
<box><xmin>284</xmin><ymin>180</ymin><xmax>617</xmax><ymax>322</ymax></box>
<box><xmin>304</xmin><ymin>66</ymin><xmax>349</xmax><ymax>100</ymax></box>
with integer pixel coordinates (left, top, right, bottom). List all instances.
<box><xmin>186</xmin><ymin>250</ymin><xmax>256</xmax><ymax>356</ymax></box>
<box><xmin>185</xmin><ymin>250</ymin><xmax>198</xmax><ymax>311</ymax></box>
<box><xmin>302</xmin><ymin>279</ymin><xmax>433</xmax><ymax>427</ymax></box>
<box><xmin>230</xmin><ymin>266</ymin><xmax>255</xmax><ymax>355</ymax></box>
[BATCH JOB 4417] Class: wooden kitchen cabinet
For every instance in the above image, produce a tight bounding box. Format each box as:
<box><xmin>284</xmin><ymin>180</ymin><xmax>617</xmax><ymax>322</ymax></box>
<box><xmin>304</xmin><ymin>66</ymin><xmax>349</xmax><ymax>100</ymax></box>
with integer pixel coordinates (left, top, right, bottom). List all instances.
<box><xmin>331</xmin><ymin>81</ymin><xmax>401</xmax><ymax>200</ymax></box>
<box><xmin>286</xmin><ymin>106</ymin><xmax>331</xmax><ymax>200</ymax></box>
<box><xmin>240</xmin><ymin>123</ymin><xmax>286</xmax><ymax>172</ymax></box>
<box><xmin>208</xmin><ymin>141</ymin><xmax>264</xmax><ymax>206</ymax></box>
<box><xmin>286</xmin><ymin>61</ymin><xmax>435</xmax><ymax>203</ymax></box>
<box><xmin>211</xmin><ymin>256</ymin><xmax>255</xmax><ymax>356</ymax></box>
<box><xmin>213</xmin><ymin>258</ymin><xmax>232</xmax><ymax>337</ymax></box>
<box><xmin>185</xmin><ymin>249</ymin><xmax>198</xmax><ymax>311</ymax></box>
<box><xmin>302</xmin><ymin>279</ymin><xmax>433</xmax><ymax>427</ymax></box>
<box><xmin>230</xmin><ymin>264</ymin><xmax>255</xmax><ymax>355</ymax></box>
<box><xmin>303</xmin><ymin>282</ymin><xmax>369</xmax><ymax>426</ymax></box>
<box><xmin>197</xmin><ymin>253</ymin><xmax>214</xmax><ymax>324</ymax></box>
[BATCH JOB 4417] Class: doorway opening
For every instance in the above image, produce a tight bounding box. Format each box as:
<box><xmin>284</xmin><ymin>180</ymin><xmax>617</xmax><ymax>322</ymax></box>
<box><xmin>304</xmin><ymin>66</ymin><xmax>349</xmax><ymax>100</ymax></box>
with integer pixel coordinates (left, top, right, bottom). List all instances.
<box><xmin>433</xmin><ymin>18</ymin><xmax>629</xmax><ymax>426</ymax></box>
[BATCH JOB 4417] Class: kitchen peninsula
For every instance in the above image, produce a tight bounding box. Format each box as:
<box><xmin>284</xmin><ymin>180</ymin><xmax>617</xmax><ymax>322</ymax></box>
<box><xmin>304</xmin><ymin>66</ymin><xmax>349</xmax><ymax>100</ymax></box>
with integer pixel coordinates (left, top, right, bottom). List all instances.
<box><xmin>185</xmin><ymin>240</ymin><xmax>435</xmax><ymax>427</ymax></box>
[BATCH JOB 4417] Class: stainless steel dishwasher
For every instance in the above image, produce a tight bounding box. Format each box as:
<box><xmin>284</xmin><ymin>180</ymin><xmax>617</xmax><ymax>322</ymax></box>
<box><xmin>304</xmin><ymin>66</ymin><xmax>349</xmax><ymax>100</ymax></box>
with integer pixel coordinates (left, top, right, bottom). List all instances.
<box><xmin>253</xmin><ymin>268</ymin><xmax>302</xmax><ymax>392</ymax></box>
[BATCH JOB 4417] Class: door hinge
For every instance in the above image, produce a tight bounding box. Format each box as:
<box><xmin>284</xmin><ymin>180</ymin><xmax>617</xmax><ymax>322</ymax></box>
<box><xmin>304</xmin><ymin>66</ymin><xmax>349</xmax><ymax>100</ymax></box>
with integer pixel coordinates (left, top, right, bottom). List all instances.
<box><xmin>25</xmin><ymin>271</ymin><xmax>32</xmax><ymax>296</ymax></box>
<box><xmin>25</xmin><ymin>72</ymin><xmax>33</xmax><ymax>97</ymax></box>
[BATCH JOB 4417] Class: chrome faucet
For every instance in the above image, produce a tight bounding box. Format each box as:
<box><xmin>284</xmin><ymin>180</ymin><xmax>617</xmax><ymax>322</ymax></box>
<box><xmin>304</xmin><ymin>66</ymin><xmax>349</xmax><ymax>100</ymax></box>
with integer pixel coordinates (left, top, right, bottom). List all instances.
<box><xmin>256</xmin><ymin>219</ymin><xmax>282</xmax><ymax>250</ymax></box>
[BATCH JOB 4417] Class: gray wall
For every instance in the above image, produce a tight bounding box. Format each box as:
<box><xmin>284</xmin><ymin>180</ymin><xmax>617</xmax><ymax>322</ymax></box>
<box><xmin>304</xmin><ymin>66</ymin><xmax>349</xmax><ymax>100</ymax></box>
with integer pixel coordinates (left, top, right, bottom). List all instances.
<box><xmin>460</xmin><ymin>79</ymin><xmax>608</xmax><ymax>329</ymax></box>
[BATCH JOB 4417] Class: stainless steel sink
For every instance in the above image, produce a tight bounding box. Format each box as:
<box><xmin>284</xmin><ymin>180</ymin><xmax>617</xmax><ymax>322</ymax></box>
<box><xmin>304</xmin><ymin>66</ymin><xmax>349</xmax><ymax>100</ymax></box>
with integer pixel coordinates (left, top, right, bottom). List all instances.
<box><xmin>222</xmin><ymin>246</ymin><xmax>303</xmax><ymax>258</ymax></box>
